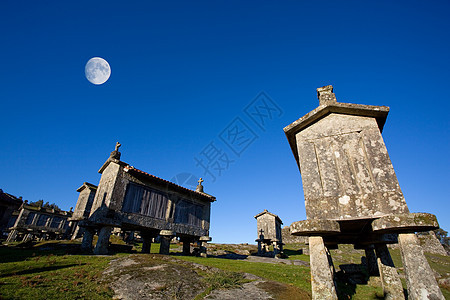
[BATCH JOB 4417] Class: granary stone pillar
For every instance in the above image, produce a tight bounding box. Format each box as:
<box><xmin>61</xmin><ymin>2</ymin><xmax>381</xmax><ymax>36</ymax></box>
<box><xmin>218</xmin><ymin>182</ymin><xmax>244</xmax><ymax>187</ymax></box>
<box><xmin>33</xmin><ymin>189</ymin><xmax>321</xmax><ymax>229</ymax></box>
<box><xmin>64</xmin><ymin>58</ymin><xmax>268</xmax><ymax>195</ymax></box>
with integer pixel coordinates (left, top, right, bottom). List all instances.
<box><xmin>398</xmin><ymin>233</ymin><xmax>444</xmax><ymax>300</ymax></box>
<box><xmin>71</xmin><ymin>225</ymin><xmax>80</xmax><ymax>240</ymax></box>
<box><xmin>141</xmin><ymin>230</ymin><xmax>158</xmax><ymax>254</ymax></box>
<box><xmin>141</xmin><ymin>231</ymin><xmax>153</xmax><ymax>254</ymax></box>
<box><xmin>309</xmin><ymin>236</ymin><xmax>338</xmax><ymax>300</ymax></box>
<box><xmin>257</xmin><ymin>241</ymin><xmax>262</xmax><ymax>255</ymax></box>
<box><xmin>73</xmin><ymin>226</ymin><xmax>86</xmax><ymax>240</ymax></box>
<box><xmin>272</xmin><ymin>240</ymin><xmax>283</xmax><ymax>256</ymax></box>
<box><xmin>94</xmin><ymin>226</ymin><xmax>112</xmax><ymax>255</ymax></box>
<box><xmin>182</xmin><ymin>240</ymin><xmax>191</xmax><ymax>255</ymax></box>
<box><xmin>180</xmin><ymin>237</ymin><xmax>194</xmax><ymax>255</ymax></box>
<box><xmin>256</xmin><ymin>234</ymin><xmax>265</xmax><ymax>255</ymax></box>
<box><xmin>159</xmin><ymin>230</ymin><xmax>174</xmax><ymax>255</ymax></box>
<box><xmin>364</xmin><ymin>246</ymin><xmax>379</xmax><ymax>276</ymax></box>
<box><xmin>42</xmin><ymin>233</ymin><xmax>50</xmax><ymax>241</ymax></box>
<box><xmin>199</xmin><ymin>236</ymin><xmax>211</xmax><ymax>258</ymax></box>
<box><xmin>272</xmin><ymin>241</ymin><xmax>279</xmax><ymax>255</ymax></box>
<box><xmin>81</xmin><ymin>227</ymin><xmax>95</xmax><ymax>251</ymax></box>
<box><xmin>374</xmin><ymin>244</ymin><xmax>404</xmax><ymax>300</ymax></box>
<box><xmin>22</xmin><ymin>233</ymin><xmax>33</xmax><ymax>242</ymax></box>
<box><xmin>124</xmin><ymin>231</ymin><xmax>135</xmax><ymax>244</ymax></box>
<box><xmin>141</xmin><ymin>239</ymin><xmax>151</xmax><ymax>254</ymax></box>
<box><xmin>6</xmin><ymin>229</ymin><xmax>18</xmax><ymax>242</ymax></box>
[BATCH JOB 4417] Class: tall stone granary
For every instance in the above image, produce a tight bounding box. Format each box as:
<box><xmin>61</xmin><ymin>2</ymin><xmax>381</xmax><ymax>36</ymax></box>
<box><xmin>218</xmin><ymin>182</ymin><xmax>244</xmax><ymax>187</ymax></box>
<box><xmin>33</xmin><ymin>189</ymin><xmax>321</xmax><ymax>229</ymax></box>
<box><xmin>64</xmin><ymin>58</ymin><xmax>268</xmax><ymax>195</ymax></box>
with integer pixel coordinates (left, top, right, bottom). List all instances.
<box><xmin>284</xmin><ymin>85</ymin><xmax>444</xmax><ymax>300</ymax></box>
<box><xmin>78</xmin><ymin>142</ymin><xmax>216</xmax><ymax>257</ymax></box>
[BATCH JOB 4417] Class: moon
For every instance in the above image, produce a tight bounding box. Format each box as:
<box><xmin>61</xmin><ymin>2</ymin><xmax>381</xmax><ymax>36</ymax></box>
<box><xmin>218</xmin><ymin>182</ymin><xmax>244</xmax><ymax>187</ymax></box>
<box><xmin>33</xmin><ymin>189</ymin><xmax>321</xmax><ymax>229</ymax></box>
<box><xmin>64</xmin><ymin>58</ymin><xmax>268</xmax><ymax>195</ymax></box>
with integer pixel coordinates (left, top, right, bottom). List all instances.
<box><xmin>85</xmin><ymin>57</ymin><xmax>111</xmax><ymax>85</ymax></box>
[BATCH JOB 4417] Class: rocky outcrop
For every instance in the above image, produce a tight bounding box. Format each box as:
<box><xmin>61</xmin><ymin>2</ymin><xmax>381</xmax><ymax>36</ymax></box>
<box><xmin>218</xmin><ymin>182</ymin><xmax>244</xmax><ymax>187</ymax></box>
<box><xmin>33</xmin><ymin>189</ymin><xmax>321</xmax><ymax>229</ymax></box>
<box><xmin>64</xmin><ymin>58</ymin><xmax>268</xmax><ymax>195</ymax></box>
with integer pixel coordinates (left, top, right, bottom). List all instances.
<box><xmin>417</xmin><ymin>231</ymin><xmax>447</xmax><ymax>256</ymax></box>
<box><xmin>102</xmin><ymin>254</ymin><xmax>309</xmax><ymax>300</ymax></box>
<box><xmin>389</xmin><ymin>231</ymin><xmax>447</xmax><ymax>256</ymax></box>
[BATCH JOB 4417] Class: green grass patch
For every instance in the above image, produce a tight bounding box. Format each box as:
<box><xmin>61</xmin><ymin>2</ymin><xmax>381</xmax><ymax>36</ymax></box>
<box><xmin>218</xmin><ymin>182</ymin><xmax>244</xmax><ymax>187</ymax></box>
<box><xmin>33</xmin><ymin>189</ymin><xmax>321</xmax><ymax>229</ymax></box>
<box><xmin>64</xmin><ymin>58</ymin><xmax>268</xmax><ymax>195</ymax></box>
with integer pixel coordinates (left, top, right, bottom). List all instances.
<box><xmin>1</xmin><ymin>240</ymin><xmax>448</xmax><ymax>299</ymax></box>
<box><xmin>0</xmin><ymin>247</ymin><xmax>114</xmax><ymax>299</ymax></box>
<box><xmin>203</xmin><ymin>271</ymin><xmax>248</xmax><ymax>289</ymax></box>
<box><xmin>193</xmin><ymin>271</ymin><xmax>249</xmax><ymax>300</ymax></box>
<box><xmin>284</xmin><ymin>246</ymin><xmax>310</xmax><ymax>262</ymax></box>
<box><xmin>132</xmin><ymin>242</ymin><xmax>181</xmax><ymax>253</ymax></box>
<box><xmin>178</xmin><ymin>255</ymin><xmax>312</xmax><ymax>293</ymax></box>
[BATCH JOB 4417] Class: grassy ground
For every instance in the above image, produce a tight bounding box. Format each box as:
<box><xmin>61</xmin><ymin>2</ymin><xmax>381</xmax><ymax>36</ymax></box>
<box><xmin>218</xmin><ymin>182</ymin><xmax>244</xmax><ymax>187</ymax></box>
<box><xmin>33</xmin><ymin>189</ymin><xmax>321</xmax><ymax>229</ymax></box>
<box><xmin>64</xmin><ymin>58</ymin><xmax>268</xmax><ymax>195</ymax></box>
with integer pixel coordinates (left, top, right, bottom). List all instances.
<box><xmin>0</xmin><ymin>240</ymin><xmax>449</xmax><ymax>299</ymax></box>
<box><xmin>283</xmin><ymin>243</ymin><xmax>310</xmax><ymax>262</ymax></box>
<box><xmin>0</xmin><ymin>241</ymin><xmax>115</xmax><ymax>299</ymax></box>
<box><xmin>179</xmin><ymin>255</ymin><xmax>312</xmax><ymax>293</ymax></box>
<box><xmin>194</xmin><ymin>271</ymin><xmax>249</xmax><ymax>300</ymax></box>
<box><xmin>283</xmin><ymin>243</ymin><xmax>450</xmax><ymax>299</ymax></box>
<box><xmin>179</xmin><ymin>244</ymin><xmax>384</xmax><ymax>300</ymax></box>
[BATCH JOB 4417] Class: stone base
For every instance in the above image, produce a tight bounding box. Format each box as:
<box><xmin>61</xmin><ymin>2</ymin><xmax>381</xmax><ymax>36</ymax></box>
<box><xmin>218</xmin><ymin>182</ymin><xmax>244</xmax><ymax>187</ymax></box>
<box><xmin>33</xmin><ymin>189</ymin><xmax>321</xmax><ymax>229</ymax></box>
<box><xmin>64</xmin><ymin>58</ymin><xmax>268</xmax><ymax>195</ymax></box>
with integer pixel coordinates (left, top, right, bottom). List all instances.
<box><xmin>198</xmin><ymin>236</ymin><xmax>211</xmax><ymax>257</ymax></box>
<box><xmin>182</xmin><ymin>239</ymin><xmax>191</xmax><ymax>255</ymax></box>
<box><xmin>309</xmin><ymin>236</ymin><xmax>338</xmax><ymax>300</ymax></box>
<box><xmin>159</xmin><ymin>230</ymin><xmax>174</xmax><ymax>255</ymax></box>
<box><xmin>375</xmin><ymin>244</ymin><xmax>404</xmax><ymax>300</ymax></box>
<box><xmin>81</xmin><ymin>227</ymin><xmax>95</xmax><ymax>251</ymax></box>
<box><xmin>94</xmin><ymin>226</ymin><xmax>112</xmax><ymax>255</ymax></box>
<box><xmin>398</xmin><ymin>233</ymin><xmax>444</xmax><ymax>300</ymax></box>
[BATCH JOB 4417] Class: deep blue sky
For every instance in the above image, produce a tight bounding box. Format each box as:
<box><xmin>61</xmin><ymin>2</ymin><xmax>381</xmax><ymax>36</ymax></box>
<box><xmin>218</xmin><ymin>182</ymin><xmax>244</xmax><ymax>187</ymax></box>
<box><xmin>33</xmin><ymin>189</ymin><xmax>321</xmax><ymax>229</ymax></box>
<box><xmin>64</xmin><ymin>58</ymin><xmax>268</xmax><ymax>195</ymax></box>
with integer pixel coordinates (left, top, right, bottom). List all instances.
<box><xmin>1</xmin><ymin>1</ymin><xmax>449</xmax><ymax>243</ymax></box>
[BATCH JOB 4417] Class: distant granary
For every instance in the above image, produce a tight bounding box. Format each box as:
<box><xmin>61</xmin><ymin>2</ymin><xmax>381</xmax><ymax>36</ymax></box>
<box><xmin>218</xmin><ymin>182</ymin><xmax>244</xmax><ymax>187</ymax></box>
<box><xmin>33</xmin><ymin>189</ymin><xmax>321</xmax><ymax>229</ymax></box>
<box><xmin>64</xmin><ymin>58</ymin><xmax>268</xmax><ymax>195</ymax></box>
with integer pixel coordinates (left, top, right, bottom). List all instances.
<box><xmin>69</xmin><ymin>182</ymin><xmax>97</xmax><ymax>239</ymax></box>
<box><xmin>0</xmin><ymin>189</ymin><xmax>23</xmax><ymax>238</ymax></box>
<box><xmin>284</xmin><ymin>85</ymin><xmax>444</xmax><ymax>299</ymax></box>
<box><xmin>78</xmin><ymin>143</ymin><xmax>216</xmax><ymax>256</ymax></box>
<box><xmin>254</xmin><ymin>209</ymin><xmax>283</xmax><ymax>256</ymax></box>
<box><xmin>6</xmin><ymin>202</ymin><xmax>73</xmax><ymax>242</ymax></box>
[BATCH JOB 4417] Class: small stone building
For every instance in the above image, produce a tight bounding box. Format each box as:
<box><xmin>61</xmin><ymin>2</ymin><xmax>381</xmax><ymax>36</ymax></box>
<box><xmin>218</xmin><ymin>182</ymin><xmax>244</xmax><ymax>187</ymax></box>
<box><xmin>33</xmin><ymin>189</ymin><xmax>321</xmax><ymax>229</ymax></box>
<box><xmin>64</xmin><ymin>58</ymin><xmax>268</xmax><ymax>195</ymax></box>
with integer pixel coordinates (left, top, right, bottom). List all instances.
<box><xmin>254</xmin><ymin>209</ymin><xmax>283</xmax><ymax>256</ymax></box>
<box><xmin>6</xmin><ymin>202</ymin><xmax>73</xmax><ymax>242</ymax></box>
<box><xmin>69</xmin><ymin>182</ymin><xmax>97</xmax><ymax>239</ymax></box>
<box><xmin>284</xmin><ymin>85</ymin><xmax>444</xmax><ymax>299</ymax></box>
<box><xmin>79</xmin><ymin>143</ymin><xmax>216</xmax><ymax>256</ymax></box>
<box><xmin>0</xmin><ymin>189</ymin><xmax>23</xmax><ymax>239</ymax></box>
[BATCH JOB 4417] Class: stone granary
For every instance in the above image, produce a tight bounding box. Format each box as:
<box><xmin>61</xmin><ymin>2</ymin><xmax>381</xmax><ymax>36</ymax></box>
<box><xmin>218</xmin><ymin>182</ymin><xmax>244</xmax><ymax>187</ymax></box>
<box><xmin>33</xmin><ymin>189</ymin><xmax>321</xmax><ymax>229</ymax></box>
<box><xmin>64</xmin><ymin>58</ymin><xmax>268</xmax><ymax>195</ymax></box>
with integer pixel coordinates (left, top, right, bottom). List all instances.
<box><xmin>284</xmin><ymin>85</ymin><xmax>444</xmax><ymax>299</ymax></box>
<box><xmin>254</xmin><ymin>209</ymin><xmax>283</xmax><ymax>256</ymax></box>
<box><xmin>79</xmin><ymin>143</ymin><xmax>216</xmax><ymax>256</ymax></box>
<box><xmin>0</xmin><ymin>189</ymin><xmax>23</xmax><ymax>239</ymax></box>
<box><xmin>6</xmin><ymin>202</ymin><xmax>73</xmax><ymax>242</ymax></box>
<box><xmin>69</xmin><ymin>182</ymin><xmax>97</xmax><ymax>239</ymax></box>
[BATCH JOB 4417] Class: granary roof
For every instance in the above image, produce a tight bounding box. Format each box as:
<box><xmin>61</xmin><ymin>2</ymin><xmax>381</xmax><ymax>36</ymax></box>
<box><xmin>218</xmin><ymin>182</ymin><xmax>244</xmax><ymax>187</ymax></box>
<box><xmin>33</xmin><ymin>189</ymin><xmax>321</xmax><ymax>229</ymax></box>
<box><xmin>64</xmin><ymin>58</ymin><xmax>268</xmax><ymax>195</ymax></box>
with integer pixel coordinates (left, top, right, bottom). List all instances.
<box><xmin>98</xmin><ymin>144</ymin><xmax>216</xmax><ymax>202</ymax></box>
<box><xmin>76</xmin><ymin>182</ymin><xmax>98</xmax><ymax>192</ymax></box>
<box><xmin>284</xmin><ymin>85</ymin><xmax>390</xmax><ymax>168</ymax></box>
<box><xmin>123</xmin><ymin>165</ymin><xmax>216</xmax><ymax>202</ymax></box>
<box><xmin>21</xmin><ymin>203</ymin><xmax>73</xmax><ymax>216</ymax></box>
<box><xmin>254</xmin><ymin>209</ymin><xmax>283</xmax><ymax>224</ymax></box>
<box><xmin>0</xmin><ymin>189</ymin><xmax>23</xmax><ymax>206</ymax></box>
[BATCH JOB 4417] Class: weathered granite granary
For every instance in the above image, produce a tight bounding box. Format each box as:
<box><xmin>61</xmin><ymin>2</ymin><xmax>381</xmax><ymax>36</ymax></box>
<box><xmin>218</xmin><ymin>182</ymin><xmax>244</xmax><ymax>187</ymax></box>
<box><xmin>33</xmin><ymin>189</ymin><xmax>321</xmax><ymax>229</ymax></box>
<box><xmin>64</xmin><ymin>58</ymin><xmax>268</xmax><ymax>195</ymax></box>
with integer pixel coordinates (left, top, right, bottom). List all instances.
<box><xmin>254</xmin><ymin>209</ymin><xmax>283</xmax><ymax>256</ymax></box>
<box><xmin>6</xmin><ymin>202</ymin><xmax>72</xmax><ymax>242</ymax></box>
<box><xmin>69</xmin><ymin>182</ymin><xmax>97</xmax><ymax>239</ymax></box>
<box><xmin>80</xmin><ymin>143</ymin><xmax>215</xmax><ymax>256</ymax></box>
<box><xmin>284</xmin><ymin>85</ymin><xmax>444</xmax><ymax>299</ymax></box>
<box><xmin>0</xmin><ymin>189</ymin><xmax>23</xmax><ymax>239</ymax></box>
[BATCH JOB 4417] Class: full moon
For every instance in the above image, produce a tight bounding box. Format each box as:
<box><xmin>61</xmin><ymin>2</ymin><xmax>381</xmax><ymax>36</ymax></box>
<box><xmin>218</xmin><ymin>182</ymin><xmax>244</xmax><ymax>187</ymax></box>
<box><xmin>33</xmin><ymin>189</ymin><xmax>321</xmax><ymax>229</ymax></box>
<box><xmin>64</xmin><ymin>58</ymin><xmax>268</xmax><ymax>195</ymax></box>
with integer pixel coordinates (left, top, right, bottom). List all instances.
<box><xmin>85</xmin><ymin>57</ymin><xmax>111</xmax><ymax>85</ymax></box>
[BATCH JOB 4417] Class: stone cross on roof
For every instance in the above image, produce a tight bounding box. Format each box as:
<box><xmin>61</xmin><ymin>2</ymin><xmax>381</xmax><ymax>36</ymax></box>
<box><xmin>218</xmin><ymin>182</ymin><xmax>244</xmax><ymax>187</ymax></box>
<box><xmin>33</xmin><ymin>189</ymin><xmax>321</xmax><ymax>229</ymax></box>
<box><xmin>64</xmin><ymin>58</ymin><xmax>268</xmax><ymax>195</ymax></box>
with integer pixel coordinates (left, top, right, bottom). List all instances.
<box><xmin>196</xmin><ymin>178</ymin><xmax>204</xmax><ymax>193</ymax></box>
<box><xmin>110</xmin><ymin>142</ymin><xmax>122</xmax><ymax>160</ymax></box>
